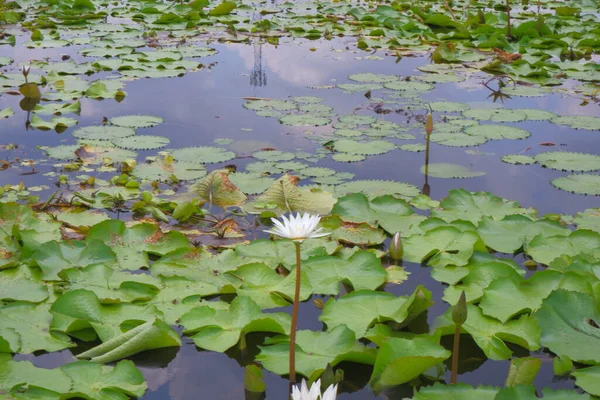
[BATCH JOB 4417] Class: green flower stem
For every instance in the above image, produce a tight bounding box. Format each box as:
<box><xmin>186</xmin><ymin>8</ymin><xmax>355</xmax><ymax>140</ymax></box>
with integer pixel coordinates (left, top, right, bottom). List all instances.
<box><xmin>451</xmin><ymin>323</ymin><xmax>460</xmax><ymax>384</ymax></box>
<box><xmin>289</xmin><ymin>241</ymin><xmax>302</xmax><ymax>384</ymax></box>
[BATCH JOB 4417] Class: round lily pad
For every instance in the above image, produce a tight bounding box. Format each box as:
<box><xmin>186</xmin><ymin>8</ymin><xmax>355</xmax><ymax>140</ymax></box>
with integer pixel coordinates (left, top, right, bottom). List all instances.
<box><xmin>430</xmin><ymin>132</ymin><xmax>488</xmax><ymax>147</ymax></box>
<box><xmin>73</xmin><ymin>126</ymin><xmax>136</xmax><ymax>141</ymax></box>
<box><xmin>291</xmin><ymin>96</ymin><xmax>323</xmax><ymax>104</ymax></box>
<box><xmin>279</xmin><ymin>114</ymin><xmax>331</xmax><ymax>126</ymax></box>
<box><xmin>276</xmin><ymin>161</ymin><xmax>308</xmax><ymax>171</ymax></box>
<box><xmin>333</xmin><ymin>139</ymin><xmax>397</xmax><ymax>155</ymax></box>
<box><xmin>462</xmin><ymin>108</ymin><xmax>528</xmax><ymax>123</ymax></box>
<box><xmin>552</xmin><ymin>115</ymin><xmax>600</xmax><ymax>131</ymax></box>
<box><xmin>332</xmin><ymin>153</ymin><xmax>366</xmax><ymax>162</ymax></box>
<box><xmin>338</xmin><ymin>115</ymin><xmax>377</xmax><ymax>126</ymax></box>
<box><xmin>112</xmin><ymin>135</ymin><xmax>170</xmax><ymax>150</ymax></box>
<box><xmin>252</xmin><ymin>150</ymin><xmax>295</xmax><ymax>162</ymax></box>
<box><xmin>298</xmin><ymin>167</ymin><xmax>335</xmax><ymax>177</ymax></box>
<box><xmin>109</xmin><ymin>115</ymin><xmax>163</xmax><ymax>128</ymax></box>
<box><xmin>334</xmin><ymin>129</ymin><xmax>363</xmax><ymax>137</ymax></box>
<box><xmin>429</xmin><ymin>101</ymin><xmax>470</xmax><ymax>113</ymax></box>
<box><xmin>348</xmin><ymin>73</ymin><xmax>398</xmax><ymax>83</ymax></box>
<box><xmin>415</xmin><ymin>74</ymin><xmax>466</xmax><ymax>83</ymax></box>
<box><xmin>399</xmin><ymin>143</ymin><xmax>426</xmax><ymax>152</ymax></box>
<box><xmin>422</xmin><ymin>163</ymin><xmax>486</xmax><ymax>178</ymax></box>
<box><xmin>133</xmin><ymin>161</ymin><xmax>206</xmax><ymax>181</ymax></box>
<box><xmin>170</xmin><ymin>146</ymin><xmax>236</xmax><ymax>164</ymax></box>
<box><xmin>502</xmin><ymin>154</ymin><xmax>536</xmax><ymax>165</ymax></box>
<box><xmin>535</xmin><ymin>152</ymin><xmax>600</xmax><ymax>172</ymax></box>
<box><xmin>383</xmin><ymin>80</ymin><xmax>434</xmax><ymax>92</ymax></box>
<box><xmin>337</xmin><ymin>83</ymin><xmax>383</xmax><ymax>93</ymax></box>
<box><xmin>465</xmin><ymin>124</ymin><xmax>530</xmax><ymax>140</ymax></box>
<box><xmin>551</xmin><ymin>174</ymin><xmax>600</xmax><ymax>195</ymax></box>
<box><xmin>335</xmin><ymin>180</ymin><xmax>420</xmax><ymax>199</ymax></box>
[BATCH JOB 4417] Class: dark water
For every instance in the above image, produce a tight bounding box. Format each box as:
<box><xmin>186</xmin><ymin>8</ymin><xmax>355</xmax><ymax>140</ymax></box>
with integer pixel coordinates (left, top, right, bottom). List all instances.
<box><xmin>3</xmin><ymin>35</ymin><xmax>599</xmax><ymax>399</ymax></box>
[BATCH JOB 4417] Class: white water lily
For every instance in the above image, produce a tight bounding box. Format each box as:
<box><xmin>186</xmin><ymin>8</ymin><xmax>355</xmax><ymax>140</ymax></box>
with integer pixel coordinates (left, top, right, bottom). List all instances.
<box><xmin>264</xmin><ymin>213</ymin><xmax>330</xmax><ymax>242</ymax></box>
<box><xmin>291</xmin><ymin>379</ymin><xmax>338</xmax><ymax>400</ymax></box>
<box><xmin>22</xmin><ymin>64</ymin><xmax>30</xmax><ymax>77</ymax></box>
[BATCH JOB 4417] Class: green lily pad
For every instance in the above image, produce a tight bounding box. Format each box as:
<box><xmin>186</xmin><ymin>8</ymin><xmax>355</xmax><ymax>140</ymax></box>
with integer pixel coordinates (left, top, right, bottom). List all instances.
<box><xmin>112</xmin><ymin>135</ymin><xmax>171</xmax><ymax>150</ymax></box>
<box><xmin>551</xmin><ymin>174</ymin><xmax>600</xmax><ymax>195</ymax></box>
<box><xmin>335</xmin><ymin>180</ymin><xmax>420</xmax><ymax>199</ymax></box>
<box><xmin>432</xmin><ymin>189</ymin><xmax>536</xmax><ymax>224</ymax></box>
<box><xmin>181</xmin><ymin>296</ymin><xmax>290</xmax><ymax>352</ymax></box>
<box><xmin>464</xmin><ymin>124</ymin><xmax>531</xmax><ymax>140</ymax></box>
<box><xmin>73</xmin><ymin>126</ymin><xmax>136</xmax><ymax>141</ymax></box>
<box><xmin>462</xmin><ymin>108</ymin><xmax>528</xmax><ymax>122</ymax></box>
<box><xmin>279</xmin><ymin>114</ymin><xmax>331</xmax><ymax>126</ymax></box>
<box><xmin>502</xmin><ymin>154</ymin><xmax>537</xmax><ymax>165</ymax></box>
<box><xmin>61</xmin><ymin>360</ymin><xmax>147</xmax><ymax>399</ymax></box>
<box><xmin>76</xmin><ymin>319</ymin><xmax>180</xmax><ymax>363</ymax></box>
<box><xmin>320</xmin><ymin>287</ymin><xmax>432</xmax><ymax>338</ymax></box>
<box><xmin>422</xmin><ymin>163</ymin><xmax>486</xmax><ymax>178</ymax></box>
<box><xmin>526</xmin><ymin>230</ymin><xmax>600</xmax><ymax>265</ymax></box>
<box><xmin>256</xmin><ymin>325</ymin><xmax>376</xmax><ymax>379</ymax></box>
<box><xmin>552</xmin><ymin>115</ymin><xmax>600</xmax><ymax>130</ymax></box>
<box><xmin>370</xmin><ymin>337</ymin><xmax>450</xmax><ymax>391</ymax></box>
<box><xmin>109</xmin><ymin>115</ymin><xmax>163</xmax><ymax>128</ymax></box>
<box><xmin>169</xmin><ymin>146</ymin><xmax>236</xmax><ymax>164</ymax></box>
<box><xmin>348</xmin><ymin>73</ymin><xmax>398</xmax><ymax>83</ymax></box>
<box><xmin>535</xmin><ymin>152</ymin><xmax>600</xmax><ymax>172</ymax></box>
<box><xmin>333</xmin><ymin>139</ymin><xmax>396</xmax><ymax>155</ymax></box>
<box><xmin>535</xmin><ymin>290</ymin><xmax>600</xmax><ymax>365</ymax></box>
<box><xmin>0</xmin><ymin>354</ymin><xmax>72</xmax><ymax>395</ymax></box>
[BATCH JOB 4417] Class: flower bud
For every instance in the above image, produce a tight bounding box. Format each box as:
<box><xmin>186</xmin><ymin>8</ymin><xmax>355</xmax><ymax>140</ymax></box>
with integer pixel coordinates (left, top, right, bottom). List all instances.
<box><xmin>389</xmin><ymin>232</ymin><xmax>403</xmax><ymax>260</ymax></box>
<box><xmin>452</xmin><ymin>291</ymin><xmax>468</xmax><ymax>326</ymax></box>
<box><xmin>22</xmin><ymin>65</ymin><xmax>30</xmax><ymax>78</ymax></box>
<box><xmin>425</xmin><ymin>111</ymin><xmax>433</xmax><ymax>136</ymax></box>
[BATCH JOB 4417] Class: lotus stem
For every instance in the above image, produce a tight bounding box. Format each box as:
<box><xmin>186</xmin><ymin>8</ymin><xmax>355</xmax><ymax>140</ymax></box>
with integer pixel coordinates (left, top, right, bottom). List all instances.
<box><xmin>506</xmin><ymin>0</ymin><xmax>511</xmax><ymax>38</ymax></box>
<box><xmin>451</xmin><ymin>324</ymin><xmax>460</xmax><ymax>384</ymax></box>
<box><xmin>289</xmin><ymin>241</ymin><xmax>302</xmax><ymax>384</ymax></box>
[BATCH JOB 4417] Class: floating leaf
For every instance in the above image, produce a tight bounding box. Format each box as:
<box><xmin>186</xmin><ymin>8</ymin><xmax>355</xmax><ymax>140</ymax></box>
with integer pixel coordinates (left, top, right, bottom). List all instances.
<box><xmin>191</xmin><ymin>169</ymin><xmax>247</xmax><ymax>207</ymax></box>
<box><xmin>77</xmin><ymin>319</ymin><xmax>180</xmax><ymax>363</ymax></box>
<box><xmin>370</xmin><ymin>337</ymin><xmax>450</xmax><ymax>391</ymax></box>
<box><xmin>526</xmin><ymin>230</ymin><xmax>600</xmax><ymax>265</ymax></box>
<box><xmin>464</xmin><ymin>124</ymin><xmax>531</xmax><ymax>140</ymax></box>
<box><xmin>332</xmin><ymin>139</ymin><xmax>396</xmax><ymax>155</ymax></box>
<box><xmin>109</xmin><ymin>115</ymin><xmax>163</xmax><ymax>128</ymax></box>
<box><xmin>0</xmin><ymin>354</ymin><xmax>72</xmax><ymax>395</ymax></box>
<box><xmin>534</xmin><ymin>290</ymin><xmax>600</xmax><ymax>365</ymax></box>
<box><xmin>112</xmin><ymin>135</ymin><xmax>171</xmax><ymax>150</ymax></box>
<box><xmin>535</xmin><ymin>152</ymin><xmax>600</xmax><ymax>172</ymax></box>
<box><xmin>462</xmin><ymin>108</ymin><xmax>528</xmax><ymax>122</ymax></box>
<box><xmin>302</xmin><ymin>250</ymin><xmax>387</xmax><ymax>295</ymax></box>
<box><xmin>552</xmin><ymin>115</ymin><xmax>600</xmax><ymax>131</ymax></box>
<box><xmin>279</xmin><ymin>114</ymin><xmax>331</xmax><ymax>126</ymax></box>
<box><xmin>320</xmin><ymin>287</ymin><xmax>432</xmax><ymax>338</ymax></box>
<box><xmin>572</xmin><ymin>366</ymin><xmax>600</xmax><ymax>397</ymax></box>
<box><xmin>434</xmin><ymin>305</ymin><xmax>540</xmax><ymax>360</ymax></box>
<box><xmin>404</xmin><ymin>226</ymin><xmax>486</xmax><ymax>267</ymax></box>
<box><xmin>73</xmin><ymin>126</ymin><xmax>136</xmax><ymax>141</ymax></box>
<box><xmin>551</xmin><ymin>174</ymin><xmax>600</xmax><ymax>195</ymax></box>
<box><xmin>61</xmin><ymin>360</ymin><xmax>147</xmax><ymax>399</ymax></box>
<box><xmin>228</xmin><ymin>173</ymin><xmax>276</xmax><ymax>195</ymax></box>
<box><xmin>243</xmin><ymin>175</ymin><xmax>335</xmax><ymax>215</ymax></box>
<box><xmin>502</xmin><ymin>154</ymin><xmax>536</xmax><ymax>165</ymax></box>
<box><xmin>169</xmin><ymin>146</ymin><xmax>236</xmax><ymax>164</ymax></box>
<box><xmin>432</xmin><ymin>189</ymin><xmax>536</xmax><ymax>224</ymax></box>
<box><xmin>133</xmin><ymin>159</ymin><xmax>206</xmax><ymax>181</ymax></box>
<box><xmin>181</xmin><ymin>296</ymin><xmax>290</xmax><ymax>352</ymax></box>
<box><xmin>422</xmin><ymin>163</ymin><xmax>485</xmax><ymax>179</ymax></box>
<box><xmin>256</xmin><ymin>325</ymin><xmax>376</xmax><ymax>379</ymax></box>
<box><xmin>335</xmin><ymin>180</ymin><xmax>420</xmax><ymax>199</ymax></box>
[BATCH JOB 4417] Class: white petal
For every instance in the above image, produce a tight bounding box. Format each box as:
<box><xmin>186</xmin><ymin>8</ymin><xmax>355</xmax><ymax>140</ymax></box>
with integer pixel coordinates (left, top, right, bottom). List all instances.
<box><xmin>309</xmin><ymin>380</ymin><xmax>321</xmax><ymax>400</ymax></box>
<box><xmin>321</xmin><ymin>384</ymin><xmax>338</xmax><ymax>400</ymax></box>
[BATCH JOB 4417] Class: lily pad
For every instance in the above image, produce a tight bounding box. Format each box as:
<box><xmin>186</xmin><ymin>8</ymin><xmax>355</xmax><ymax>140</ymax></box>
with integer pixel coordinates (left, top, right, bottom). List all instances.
<box><xmin>109</xmin><ymin>115</ymin><xmax>163</xmax><ymax>128</ymax></box>
<box><xmin>112</xmin><ymin>135</ymin><xmax>171</xmax><ymax>150</ymax></box>
<box><xmin>422</xmin><ymin>163</ymin><xmax>486</xmax><ymax>178</ymax></box>
<box><xmin>535</xmin><ymin>152</ymin><xmax>600</xmax><ymax>172</ymax></box>
<box><xmin>551</xmin><ymin>174</ymin><xmax>600</xmax><ymax>195</ymax></box>
<box><xmin>169</xmin><ymin>146</ymin><xmax>236</xmax><ymax>164</ymax></box>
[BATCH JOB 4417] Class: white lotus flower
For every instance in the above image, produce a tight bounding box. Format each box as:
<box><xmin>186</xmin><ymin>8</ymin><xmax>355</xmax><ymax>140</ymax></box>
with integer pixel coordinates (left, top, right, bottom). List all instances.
<box><xmin>291</xmin><ymin>379</ymin><xmax>338</xmax><ymax>400</ymax></box>
<box><xmin>264</xmin><ymin>213</ymin><xmax>330</xmax><ymax>243</ymax></box>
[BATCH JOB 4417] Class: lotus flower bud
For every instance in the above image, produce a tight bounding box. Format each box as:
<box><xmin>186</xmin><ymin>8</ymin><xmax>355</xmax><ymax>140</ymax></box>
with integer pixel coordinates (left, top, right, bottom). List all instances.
<box><xmin>452</xmin><ymin>291</ymin><xmax>468</xmax><ymax>326</ymax></box>
<box><xmin>22</xmin><ymin>65</ymin><xmax>30</xmax><ymax>78</ymax></box>
<box><xmin>425</xmin><ymin>111</ymin><xmax>433</xmax><ymax>136</ymax></box>
<box><xmin>389</xmin><ymin>232</ymin><xmax>403</xmax><ymax>261</ymax></box>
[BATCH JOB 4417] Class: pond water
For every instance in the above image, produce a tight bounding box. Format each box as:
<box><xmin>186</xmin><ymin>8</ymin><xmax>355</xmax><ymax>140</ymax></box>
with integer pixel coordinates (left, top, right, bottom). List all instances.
<box><xmin>2</xmin><ymin>1</ymin><xmax>600</xmax><ymax>399</ymax></box>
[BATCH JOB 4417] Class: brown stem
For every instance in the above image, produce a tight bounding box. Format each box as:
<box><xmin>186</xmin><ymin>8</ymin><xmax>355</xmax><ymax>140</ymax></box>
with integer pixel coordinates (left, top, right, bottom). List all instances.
<box><xmin>506</xmin><ymin>0</ymin><xmax>511</xmax><ymax>38</ymax></box>
<box><xmin>443</xmin><ymin>0</ymin><xmax>456</xmax><ymax>20</ymax></box>
<box><xmin>289</xmin><ymin>241</ymin><xmax>302</xmax><ymax>385</ymax></box>
<box><xmin>451</xmin><ymin>324</ymin><xmax>460</xmax><ymax>384</ymax></box>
